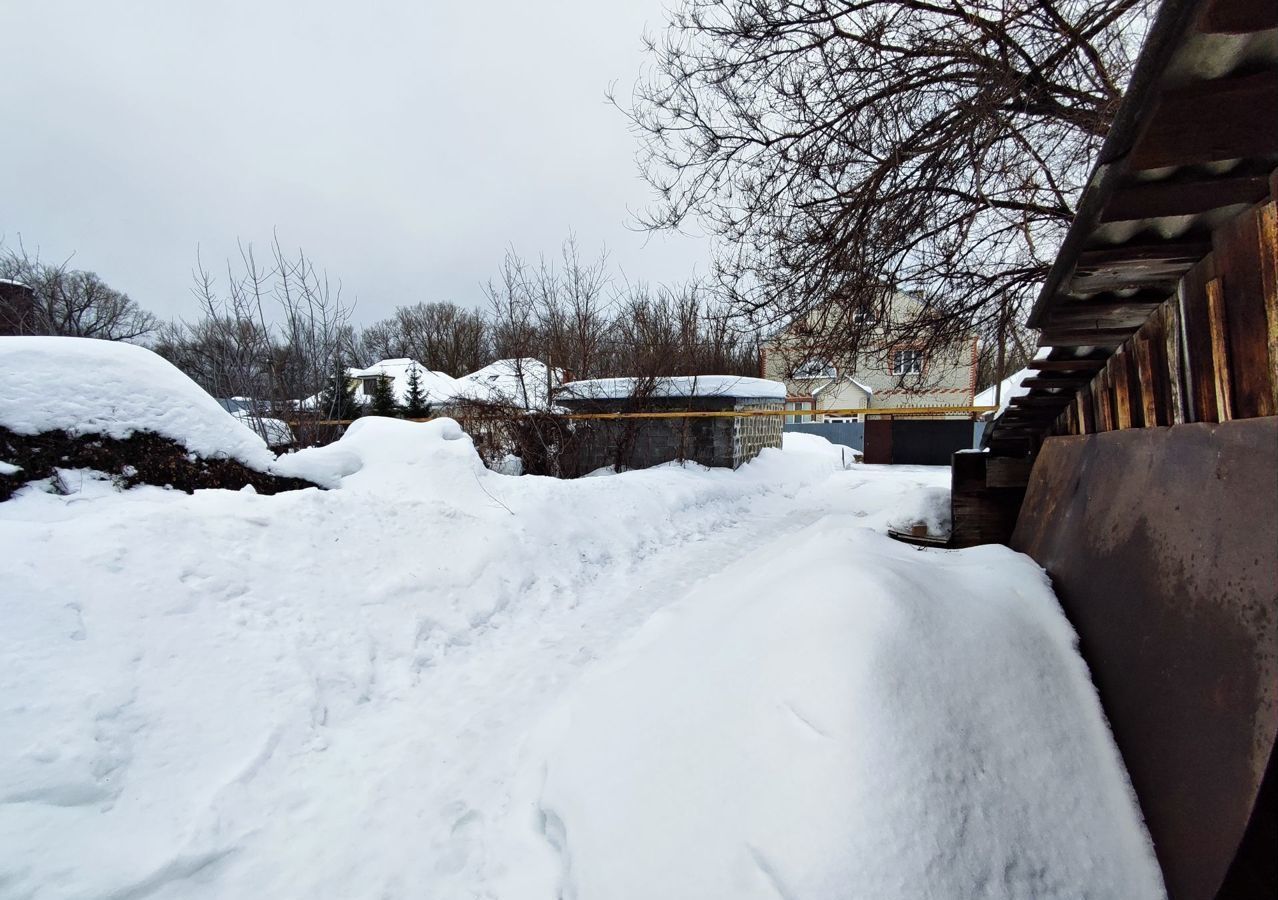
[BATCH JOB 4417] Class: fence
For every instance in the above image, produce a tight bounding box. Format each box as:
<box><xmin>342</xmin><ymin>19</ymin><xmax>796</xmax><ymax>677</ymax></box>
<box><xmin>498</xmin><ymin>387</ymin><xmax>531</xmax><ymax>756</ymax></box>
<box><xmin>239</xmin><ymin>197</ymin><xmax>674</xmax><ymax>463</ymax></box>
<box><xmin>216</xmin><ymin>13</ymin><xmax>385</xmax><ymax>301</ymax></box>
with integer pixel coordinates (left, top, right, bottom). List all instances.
<box><xmin>784</xmin><ymin>419</ymin><xmax>987</xmax><ymax>463</ymax></box>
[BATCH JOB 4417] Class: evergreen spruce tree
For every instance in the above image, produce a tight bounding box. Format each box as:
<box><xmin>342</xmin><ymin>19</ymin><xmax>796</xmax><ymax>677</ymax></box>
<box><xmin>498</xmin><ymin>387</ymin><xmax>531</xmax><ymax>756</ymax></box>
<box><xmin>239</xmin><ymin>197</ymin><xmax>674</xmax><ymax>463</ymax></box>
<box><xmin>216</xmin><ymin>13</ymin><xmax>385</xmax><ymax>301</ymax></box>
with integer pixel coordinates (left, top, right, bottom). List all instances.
<box><xmin>370</xmin><ymin>374</ymin><xmax>400</xmax><ymax>417</ymax></box>
<box><xmin>403</xmin><ymin>363</ymin><xmax>431</xmax><ymax>419</ymax></box>
<box><xmin>318</xmin><ymin>361</ymin><xmax>362</xmax><ymax>422</ymax></box>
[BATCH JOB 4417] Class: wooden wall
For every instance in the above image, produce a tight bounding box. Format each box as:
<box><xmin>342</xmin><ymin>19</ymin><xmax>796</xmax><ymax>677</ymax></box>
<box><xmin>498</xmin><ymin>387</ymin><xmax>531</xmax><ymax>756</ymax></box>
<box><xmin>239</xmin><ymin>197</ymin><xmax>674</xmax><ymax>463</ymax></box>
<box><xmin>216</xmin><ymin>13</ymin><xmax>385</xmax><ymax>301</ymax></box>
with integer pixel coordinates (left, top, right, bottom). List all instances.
<box><xmin>1051</xmin><ymin>187</ymin><xmax>1277</xmax><ymax>438</ymax></box>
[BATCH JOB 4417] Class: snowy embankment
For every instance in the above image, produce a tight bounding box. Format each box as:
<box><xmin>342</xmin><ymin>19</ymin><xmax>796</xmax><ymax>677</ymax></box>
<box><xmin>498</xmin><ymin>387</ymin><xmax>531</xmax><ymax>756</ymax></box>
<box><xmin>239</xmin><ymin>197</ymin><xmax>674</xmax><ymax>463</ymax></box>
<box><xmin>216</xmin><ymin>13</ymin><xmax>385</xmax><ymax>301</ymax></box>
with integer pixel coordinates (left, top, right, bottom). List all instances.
<box><xmin>0</xmin><ymin>419</ymin><xmax>1164</xmax><ymax>898</ymax></box>
<box><xmin>0</xmin><ymin>337</ymin><xmax>278</xmax><ymax>471</ymax></box>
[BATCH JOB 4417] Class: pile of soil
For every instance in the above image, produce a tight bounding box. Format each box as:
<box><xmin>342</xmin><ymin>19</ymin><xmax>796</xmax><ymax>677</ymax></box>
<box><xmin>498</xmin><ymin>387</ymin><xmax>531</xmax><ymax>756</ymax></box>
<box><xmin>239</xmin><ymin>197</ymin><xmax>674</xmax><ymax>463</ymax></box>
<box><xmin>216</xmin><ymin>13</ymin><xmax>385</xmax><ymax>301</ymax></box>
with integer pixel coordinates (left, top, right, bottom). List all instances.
<box><xmin>0</xmin><ymin>427</ymin><xmax>319</xmax><ymax>502</ymax></box>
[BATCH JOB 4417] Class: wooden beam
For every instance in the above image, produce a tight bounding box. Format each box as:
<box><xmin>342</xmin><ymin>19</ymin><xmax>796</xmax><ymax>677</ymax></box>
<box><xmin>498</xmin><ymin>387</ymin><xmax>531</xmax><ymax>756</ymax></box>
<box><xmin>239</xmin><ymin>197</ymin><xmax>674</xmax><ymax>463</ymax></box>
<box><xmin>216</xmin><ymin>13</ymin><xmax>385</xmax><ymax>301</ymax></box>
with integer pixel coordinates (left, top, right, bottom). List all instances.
<box><xmin>1260</xmin><ymin>201</ymin><xmax>1278</xmax><ymax>416</ymax></box>
<box><xmin>1162</xmin><ymin>300</ymin><xmax>1187</xmax><ymax>425</ymax></box>
<box><xmin>1130</xmin><ymin>72</ymin><xmax>1278</xmax><ymax>170</ymax></box>
<box><xmin>1045</xmin><ymin>300</ymin><xmax>1164</xmax><ymax>330</ymax></box>
<box><xmin>1134</xmin><ymin>339</ymin><xmax>1160</xmax><ymax>426</ymax></box>
<box><xmin>1070</xmin><ymin>240</ymin><xmax>1212</xmax><ymax>292</ymax></box>
<box><xmin>1096</xmin><ymin>370</ymin><xmax>1115</xmax><ymax>431</ymax></box>
<box><xmin>1020</xmin><ymin>376</ymin><xmax>1091</xmax><ymax>389</ymax></box>
<box><xmin>1028</xmin><ymin>359</ymin><xmax>1108</xmax><ymax>373</ymax></box>
<box><xmin>1077</xmin><ymin>391</ymin><xmax>1094</xmax><ymax>435</ymax></box>
<box><xmin>1112</xmin><ymin>355</ymin><xmax>1134</xmax><ymax>428</ymax></box>
<box><xmin>1010</xmin><ymin>394</ymin><xmax>1073</xmax><ymax>407</ymax></box>
<box><xmin>1039</xmin><ymin>329</ymin><xmax>1135</xmax><ymax>348</ymax></box>
<box><xmin>1206</xmin><ymin>277</ymin><xmax>1235</xmax><ymax>421</ymax></box>
<box><xmin>1101</xmin><ymin>173</ymin><xmax>1271</xmax><ymax>222</ymax></box>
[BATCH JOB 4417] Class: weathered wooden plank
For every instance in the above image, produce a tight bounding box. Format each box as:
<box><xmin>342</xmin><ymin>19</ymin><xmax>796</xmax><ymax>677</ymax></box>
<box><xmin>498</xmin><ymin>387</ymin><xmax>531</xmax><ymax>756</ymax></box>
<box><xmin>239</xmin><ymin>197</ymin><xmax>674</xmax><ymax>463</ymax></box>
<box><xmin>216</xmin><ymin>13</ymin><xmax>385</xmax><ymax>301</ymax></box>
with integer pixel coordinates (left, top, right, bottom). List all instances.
<box><xmin>1044</xmin><ymin>300</ymin><xmax>1164</xmax><ymax>329</ymax></box>
<box><xmin>1129</xmin><ymin>72</ymin><xmax>1278</xmax><ymax>170</ymax></box>
<box><xmin>1029</xmin><ymin>359</ymin><xmax>1108</xmax><ymax>373</ymax></box>
<box><xmin>1101</xmin><ymin>173</ymin><xmax>1272</xmax><ymax>222</ymax></box>
<box><xmin>1070</xmin><ymin>240</ymin><xmax>1212</xmax><ymax>293</ymax></box>
<box><xmin>1180</xmin><ymin>255</ymin><xmax>1220</xmax><ymax>422</ymax></box>
<box><xmin>1021</xmin><ymin>376</ymin><xmax>1092</xmax><ymax>389</ymax></box>
<box><xmin>1212</xmin><ymin>201</ymin><xmax>1277</xmax><ymax>418</ymax></box>
<box><xmin>1257</xmin><ymin>200</ymin><xmax>1278</xmax><ymax>415</ymax></box>
<box><xmin>1010</xmin><ymin>394</ymin><xmax>1073</xmax><ymax>408</ymax></box>
<box><xmin>1096</xmin><ymin>369</ymin><xmax>1114</xmax><ymax>432</ymax></box>
<box><xmin>1162</xmin><ymin>299</ymin><xmax>1187</xmax><ymax>425</ymax></box>
<box><xmin>1078</xmin><ymin>389</ymin><xmax>1096</xmax><ymax>435</ymax></box>
<box><xmin>1206</xmin><ymin>277</ymin><xmax>1235</xmax><ymax>422</ymax></box>
<box><xmin>1135</xmin><ymin>339</ymin><xmax>1160</xmax><ymax>426</ymax></box>
<box><xmin>1038</xmin><ymin>329</ymin><xmax>1135</xmax><ymax>348</ymax></box>
<box><xmin>1112</xmin><ymin>353</ymin><xmax>1134</xmax><ymax>428</ymax></box>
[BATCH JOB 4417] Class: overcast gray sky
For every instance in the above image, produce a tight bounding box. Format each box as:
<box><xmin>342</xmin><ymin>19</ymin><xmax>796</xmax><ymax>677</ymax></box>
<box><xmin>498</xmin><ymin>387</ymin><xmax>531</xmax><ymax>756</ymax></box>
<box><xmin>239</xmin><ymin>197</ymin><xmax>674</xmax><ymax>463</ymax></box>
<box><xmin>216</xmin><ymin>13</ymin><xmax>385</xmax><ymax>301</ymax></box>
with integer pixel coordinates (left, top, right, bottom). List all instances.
<box><xmin>1</xmin><ymin>0</ymin><xmax>708</xmax><ymax>325</ymax></box>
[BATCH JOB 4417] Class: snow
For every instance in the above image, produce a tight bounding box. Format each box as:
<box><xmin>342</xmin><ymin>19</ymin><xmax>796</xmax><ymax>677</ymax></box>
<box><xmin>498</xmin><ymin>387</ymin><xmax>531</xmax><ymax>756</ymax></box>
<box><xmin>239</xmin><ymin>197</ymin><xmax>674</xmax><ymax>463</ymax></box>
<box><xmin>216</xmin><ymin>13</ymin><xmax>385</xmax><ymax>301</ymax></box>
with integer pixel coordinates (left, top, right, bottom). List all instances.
<box><xmin>230</xmin><ymin>411</ymin><xmax>294</xmax><ymax>447</ymax></box>
<box><xmin>0</xmin><ymin>461</ymin><xmax>22</xmax><ymax>476</ymax></box>
<box><xmin>975</xmin><ymin>367</ymin><xmax>1033</xmax><ymax>416</ymax></box>
<box><xmin>0</xmin><ymin>337</ymin><xmax>278</xmax><ymax>472</ymax></box>
<box><xmin>886</xmin><ymin>484</ymin><xmax>952</xmax><ymax>536</ymax></box>
<box><xmin>0</xmin><ymin>421</ymin><xmax>1164</xmax><ymax>899</ymax></box>
<box><xmin>535</xmin><ymin>534</ymin><xmax>1160</xmax><ymax>899</ymax></box>
<box><xmin>558</xmin><ymin>375</ymin><xmax>787</xmax><ymax>401</ymax></box>
<box><xmin>349</xmin><ymin>358</ymin><xmax>462</xmax><ymax>408</ymax></box>
<box><xmin>454</xmin><ymin>358</ymin><xmax>562</xmax><ymax>409</ymax></box>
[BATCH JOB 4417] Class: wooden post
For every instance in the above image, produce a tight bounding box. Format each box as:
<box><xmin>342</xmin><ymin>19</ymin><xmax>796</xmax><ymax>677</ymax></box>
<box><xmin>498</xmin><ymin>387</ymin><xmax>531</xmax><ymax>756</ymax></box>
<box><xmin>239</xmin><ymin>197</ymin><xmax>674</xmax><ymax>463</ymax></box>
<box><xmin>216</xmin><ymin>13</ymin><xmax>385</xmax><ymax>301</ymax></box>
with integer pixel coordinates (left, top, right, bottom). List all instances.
<box><xmin>1096</xmin><ymin>369</ymin><xmax>1114</xmax><ymax>432</ymax></box>
<box><xmin>1162</xmin><ymin>299</ymin><xmax>1187</xmax><ymax>424</ymax></box>
<box><xmin>1135</xmin><ymin>339</ymin><xmax>1160</xmax><ymax>427</ymax></box>
<box><xmin>1206</xmin><ymin>277</ymin><xmax>1234</xmax><ymax>421</ymax></box>
<box><xmin>1075</xmin><ymin>392</ymin><xmax>1089</xmax><ymax>435</ymax></box>
<box><xmin>1112</xmin><ymin>354</ymin><xmax>1134</xmax><ymax>429</ymax></box>
<box><xmin>1259</xmin><ymin>200</ymin><xmax>1278</xmax><ymax>414</ymax></box>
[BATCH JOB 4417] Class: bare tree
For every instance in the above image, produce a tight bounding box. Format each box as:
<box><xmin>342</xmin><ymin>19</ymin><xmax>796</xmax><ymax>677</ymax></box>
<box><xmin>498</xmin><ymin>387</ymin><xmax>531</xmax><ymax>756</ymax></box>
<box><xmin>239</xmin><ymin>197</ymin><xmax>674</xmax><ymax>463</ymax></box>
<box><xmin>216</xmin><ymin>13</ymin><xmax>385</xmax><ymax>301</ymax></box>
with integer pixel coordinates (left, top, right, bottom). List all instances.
<box><xmin>1</xmin><ymin>241</ymin><xmax>157</xmax><ymax>341</ymax></box>
<box><xmin>618</xmin><ymin>0</ymin><xmax>1152</xmax><ymax>366</ymax></box>
<box><xmin>157</xmin><ymin>236</ymin><xmax>356</xmax><ymax>445</ymax></box>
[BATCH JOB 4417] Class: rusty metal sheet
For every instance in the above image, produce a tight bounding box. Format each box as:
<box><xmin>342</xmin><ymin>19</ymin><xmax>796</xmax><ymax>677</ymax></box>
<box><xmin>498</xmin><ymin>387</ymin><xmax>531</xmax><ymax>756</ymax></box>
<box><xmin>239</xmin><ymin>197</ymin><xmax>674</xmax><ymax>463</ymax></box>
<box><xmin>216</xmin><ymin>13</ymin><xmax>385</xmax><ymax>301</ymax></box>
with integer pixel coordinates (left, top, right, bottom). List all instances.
<box><xmin>1012</xmin><ymin>418</ymin><xmax>1278</xmax><ymax>900</ymax></box>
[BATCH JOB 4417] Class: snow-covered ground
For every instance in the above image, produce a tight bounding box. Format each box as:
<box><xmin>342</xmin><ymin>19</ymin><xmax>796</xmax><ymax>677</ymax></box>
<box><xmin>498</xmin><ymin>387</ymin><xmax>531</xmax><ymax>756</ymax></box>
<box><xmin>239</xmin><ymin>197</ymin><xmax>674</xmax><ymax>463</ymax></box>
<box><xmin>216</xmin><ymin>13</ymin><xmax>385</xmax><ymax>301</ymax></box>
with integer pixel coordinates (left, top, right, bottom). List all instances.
<box><xmin>0</xmin><ymin>422</ymin><xmax>1164</xmax><ymax>899</ymax></box>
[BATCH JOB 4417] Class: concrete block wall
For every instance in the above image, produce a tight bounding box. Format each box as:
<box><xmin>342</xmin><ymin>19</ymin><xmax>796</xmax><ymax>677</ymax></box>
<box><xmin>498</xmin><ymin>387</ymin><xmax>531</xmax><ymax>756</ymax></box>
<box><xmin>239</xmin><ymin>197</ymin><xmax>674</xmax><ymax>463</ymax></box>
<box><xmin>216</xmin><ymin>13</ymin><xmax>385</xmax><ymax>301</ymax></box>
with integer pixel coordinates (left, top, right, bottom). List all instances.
<box><xmin>562</xmin><ymin>397</ymin><xmax>783</xmax><ymax>473</ymax></box>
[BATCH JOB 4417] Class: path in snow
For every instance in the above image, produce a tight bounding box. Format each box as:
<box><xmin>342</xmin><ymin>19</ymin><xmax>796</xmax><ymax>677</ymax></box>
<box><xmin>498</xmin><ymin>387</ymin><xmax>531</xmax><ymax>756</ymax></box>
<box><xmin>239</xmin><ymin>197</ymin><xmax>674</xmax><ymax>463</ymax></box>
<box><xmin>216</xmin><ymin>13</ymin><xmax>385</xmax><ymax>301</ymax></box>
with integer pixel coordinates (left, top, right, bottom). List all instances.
<box><xmin>0</xmin><ymin>423</ymin><xmax>1163</xmax><ymax>899</ymax></box>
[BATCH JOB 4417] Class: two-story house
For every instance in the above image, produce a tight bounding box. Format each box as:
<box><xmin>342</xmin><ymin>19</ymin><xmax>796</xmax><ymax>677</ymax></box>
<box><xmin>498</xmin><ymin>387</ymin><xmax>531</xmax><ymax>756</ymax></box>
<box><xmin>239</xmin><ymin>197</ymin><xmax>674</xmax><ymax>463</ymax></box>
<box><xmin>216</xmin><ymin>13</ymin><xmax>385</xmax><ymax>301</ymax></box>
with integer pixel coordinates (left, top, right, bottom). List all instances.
<box><xmin>760</xmin><ymin>292</ymin><xmax>978</xmax><ymax>422</ymax></box>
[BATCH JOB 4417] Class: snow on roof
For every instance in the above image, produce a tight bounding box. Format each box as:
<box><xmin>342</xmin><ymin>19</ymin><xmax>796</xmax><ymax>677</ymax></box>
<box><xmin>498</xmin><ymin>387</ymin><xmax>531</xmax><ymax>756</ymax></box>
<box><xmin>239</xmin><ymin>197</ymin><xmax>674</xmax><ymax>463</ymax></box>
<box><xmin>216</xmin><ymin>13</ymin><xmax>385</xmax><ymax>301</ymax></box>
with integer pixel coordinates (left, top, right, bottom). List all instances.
<box><xmin>350</xmin><ymin>358</ymin><xmax>462</xmax><ymax>406</ymax></box>
<box><xmin>0</xmin><ymin>336</ymin><xmax>277</xmax><ymax>471</ymax></box>
<box><xmin>0</xmin><ymin>278</ymin><xmax>29</xmax><ymax>288</ymax></box>
<box><xmin>454</xmin><ymin>358</ymin><xmax>562</xmax><ymax>409</ymax></box>
<box><xmin>558</xmin><ymin>375</ymin><xmax>787</xmax><ymax>401</ymax></box>
<box><xmin>974</xmin><ymin>367</ymin><xmax>1033</xmax><ymax>416</ymax></box>
<box><xmin>230</xmin><ymin>411</ymin><xmax>294</xmax><ymax>448</ymax></box>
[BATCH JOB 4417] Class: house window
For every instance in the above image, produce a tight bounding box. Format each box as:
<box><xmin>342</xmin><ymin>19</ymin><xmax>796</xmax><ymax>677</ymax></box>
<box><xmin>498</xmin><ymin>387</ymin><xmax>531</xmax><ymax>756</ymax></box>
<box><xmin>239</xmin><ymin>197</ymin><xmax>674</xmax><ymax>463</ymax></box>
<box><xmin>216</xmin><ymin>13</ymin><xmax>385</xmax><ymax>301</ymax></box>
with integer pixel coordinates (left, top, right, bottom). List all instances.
<box><xmin>784</xmin><ymin>399</ymin><xmax>813</xmax><ymax>425</ymax></box>
<box><xmin>892</xmin><ymin>348</ymin><xmax>924</xmax><ymax>375</ymax></box>
<box><xmin>793</xmin><ymin>359</ymin><xmax>837</xmax><ymax>379</ymax></box>
<box><xmin>363</xmin><ymin>378</ymin><xmax>381</xmax><ymax>396</ymax></box>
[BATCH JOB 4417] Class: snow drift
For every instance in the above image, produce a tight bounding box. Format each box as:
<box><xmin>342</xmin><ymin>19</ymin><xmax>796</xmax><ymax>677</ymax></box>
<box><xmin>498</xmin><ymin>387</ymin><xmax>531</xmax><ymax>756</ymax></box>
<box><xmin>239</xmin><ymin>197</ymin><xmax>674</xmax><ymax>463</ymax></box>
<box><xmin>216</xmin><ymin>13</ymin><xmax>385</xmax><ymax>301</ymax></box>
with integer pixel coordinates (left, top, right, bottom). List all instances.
<box><xmin>0</xmin><ymin>337</ymin><xmax>278</xmax><ymax>470</ymax></box>
<box><xmin>0</xmin><ymin>337</ymin><xmax>320</xmax><ymax>497</ymax></box>
<box><xmin>0</xmin><ymin>414</ymin><xmax>1164</xmax><ymax>898</ymax></box>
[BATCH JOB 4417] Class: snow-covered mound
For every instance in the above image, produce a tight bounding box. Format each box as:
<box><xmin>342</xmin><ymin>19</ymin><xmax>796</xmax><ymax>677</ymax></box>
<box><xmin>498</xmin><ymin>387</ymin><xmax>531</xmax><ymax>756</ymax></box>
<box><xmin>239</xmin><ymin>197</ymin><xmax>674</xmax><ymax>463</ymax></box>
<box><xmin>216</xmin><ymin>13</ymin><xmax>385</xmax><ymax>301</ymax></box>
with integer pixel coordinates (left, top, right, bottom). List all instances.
<box><xmin>534</xmin><ymin>531</ymin><xmax>1158</xmax><ymax>898</ymax></box>
<box><xmin>0</xmin><ymin>419</ymin><xmax>1163</xmax><ymax>898</ymax></box>
<box><xmin>0</xmin><ymin>337</ymin><xmax>277</xmax><ymax>471</ymax></box>
<box><xmin>559</xmin><ymin>374</ymin><xmax>786</xmax><ymax>401</ymax></box>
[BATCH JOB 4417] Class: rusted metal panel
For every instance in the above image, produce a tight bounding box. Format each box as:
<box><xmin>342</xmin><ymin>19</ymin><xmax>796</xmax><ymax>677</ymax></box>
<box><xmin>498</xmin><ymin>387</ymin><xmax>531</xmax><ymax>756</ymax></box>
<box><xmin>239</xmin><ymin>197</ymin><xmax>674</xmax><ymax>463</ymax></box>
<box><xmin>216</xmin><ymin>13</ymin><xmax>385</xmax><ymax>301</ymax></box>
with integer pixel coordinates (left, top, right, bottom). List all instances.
<box><xmin>1011</xmin><ymin>419</ymin><xmax>1278</xmax><ymax>900</ymax></box>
